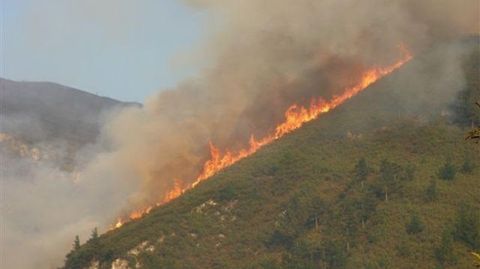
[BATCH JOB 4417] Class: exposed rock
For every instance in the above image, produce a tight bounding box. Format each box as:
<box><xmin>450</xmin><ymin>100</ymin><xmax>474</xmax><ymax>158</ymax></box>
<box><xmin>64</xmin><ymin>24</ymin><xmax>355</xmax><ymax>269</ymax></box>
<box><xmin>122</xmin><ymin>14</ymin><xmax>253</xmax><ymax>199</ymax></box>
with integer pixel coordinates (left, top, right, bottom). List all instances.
<box><xmin>145</xmin><ymin>245</ymin><xmax>155</xmax><ymax>253</ymax></box>
<box><xmin>111</xmin><ymin>258</ymin><xmax>130</xmax><ymax>269</ymax></box>
<box><xmin>128</xmin><ymin>241</ymin><xmax>150</xmax><ymax>256</ymax></box>
<box><xmin>193</xmin><ymin>199</ymin><xmax>218</xmax><ymax>214</ymax></box>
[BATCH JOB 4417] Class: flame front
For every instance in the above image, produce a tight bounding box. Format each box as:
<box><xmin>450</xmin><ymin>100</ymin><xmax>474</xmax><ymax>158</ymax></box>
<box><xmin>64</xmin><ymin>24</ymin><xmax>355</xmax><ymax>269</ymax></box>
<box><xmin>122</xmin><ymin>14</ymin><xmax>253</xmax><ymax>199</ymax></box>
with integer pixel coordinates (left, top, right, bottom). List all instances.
<box><xmin>111</xmin><ymin>179</ymin><xmax>185</xmax><ymax>229</ymax></box>
<box><xmin>163</xmin><ymin>179</ymin><xmax>185</xmax><ymax>202</ymax></box>
<box><xmin>111</xmin><ymin>49</ymin><xmax>412</xmax><ymax>229</ymax></box>
<box><xmin>194</xmin><ymin>50</ymin><xmax>412</xmax><ymax>185</ymax></box>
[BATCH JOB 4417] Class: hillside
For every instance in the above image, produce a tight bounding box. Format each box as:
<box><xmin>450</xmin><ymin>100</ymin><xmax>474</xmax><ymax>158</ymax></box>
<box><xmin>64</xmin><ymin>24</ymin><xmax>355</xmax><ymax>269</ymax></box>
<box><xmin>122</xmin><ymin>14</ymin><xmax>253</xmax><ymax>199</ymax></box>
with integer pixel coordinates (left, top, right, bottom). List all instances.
<box><xmin>63</xmin><ymin>40</ymin><xmax>480</xmax><ymax>269</ymax></box>
<box><xmin>0</xmin><ymin>78</ymin><xmax>139</xmax><ymax>146</ymax></box>
<box><xmin>0</xmin><ymin>78</ymin><xmax>139</xmax><ymax>170</ymax></box>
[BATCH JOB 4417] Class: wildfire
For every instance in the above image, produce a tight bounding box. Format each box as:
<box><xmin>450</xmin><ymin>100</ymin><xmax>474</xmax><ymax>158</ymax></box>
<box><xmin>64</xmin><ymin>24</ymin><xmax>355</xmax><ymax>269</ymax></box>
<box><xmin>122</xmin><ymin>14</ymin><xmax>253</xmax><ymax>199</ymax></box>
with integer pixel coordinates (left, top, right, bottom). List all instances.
<box><xmin>111</xmin><ymin>179</ymin><xmax>185</xmax><ymax>229</ymax></box>
<box><xmin>111</xmin><ymin>48</ymin><xmax>412</xmax><ymax>230</ymax></box>
<box><xmin>163</xmin><ymin>179</ymin><xmax>185</xmax><ymax>202</ymax></box>
<box><xmin>193</xmin><ymin>49</ymin><xmax>412</xmax><ymax>185</ymax></box>
<box><xmin>113</xmin><ymin>205</ymin><xmax>155</xmax><ymax>229</ymax></box>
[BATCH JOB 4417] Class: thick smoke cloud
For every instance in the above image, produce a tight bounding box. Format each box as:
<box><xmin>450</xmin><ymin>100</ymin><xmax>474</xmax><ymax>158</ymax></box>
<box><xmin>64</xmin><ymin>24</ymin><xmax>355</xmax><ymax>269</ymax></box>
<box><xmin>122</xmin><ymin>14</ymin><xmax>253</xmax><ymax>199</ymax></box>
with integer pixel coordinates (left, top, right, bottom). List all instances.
<box><xmin>0</xmin><ymin>132</ymin><xmax>136</xmax><ymax>268</ymax></box>
<box><xmin>97</xmin><ymin>0</ymin><xmax>478</xmax><ymax>208</ymax></box>
<box><xmin>1</xmin><ymin>1</ymin><xmax>478</xmax><ymax>268</ymax></box>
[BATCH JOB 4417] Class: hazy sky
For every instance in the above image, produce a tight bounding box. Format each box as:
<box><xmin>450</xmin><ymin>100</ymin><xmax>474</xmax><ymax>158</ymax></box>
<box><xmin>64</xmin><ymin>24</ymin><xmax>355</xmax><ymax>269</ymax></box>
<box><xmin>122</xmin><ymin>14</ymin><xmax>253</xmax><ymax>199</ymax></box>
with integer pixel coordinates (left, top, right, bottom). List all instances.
<box><xmin>1</xmin><ymin>0</ymin><xmax>206</xmax><ymax>102</ymax></box>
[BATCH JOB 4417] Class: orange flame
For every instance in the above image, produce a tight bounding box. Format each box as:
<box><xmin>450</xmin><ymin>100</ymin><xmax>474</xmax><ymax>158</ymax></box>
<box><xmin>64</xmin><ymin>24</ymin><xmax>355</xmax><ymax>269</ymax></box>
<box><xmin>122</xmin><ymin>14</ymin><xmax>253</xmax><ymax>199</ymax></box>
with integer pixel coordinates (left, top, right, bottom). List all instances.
<box><xmin>110</xmin><ymin>179</ymin><xmax>185</xmax><ymax>230</ymax></box>
<box><xmin>110</xmin><ymin>48</ymin><xmax>412</xmax><ymax>230</ymax></box>
<box><xmin>193</xmin><ymin>49</ymin><xmax>412</xmax><ymax>186</ymax></box>
<box><xmin>163</xmin><ymin>179</ymin><xmax>185</xmax><ymax>202</ymax></box>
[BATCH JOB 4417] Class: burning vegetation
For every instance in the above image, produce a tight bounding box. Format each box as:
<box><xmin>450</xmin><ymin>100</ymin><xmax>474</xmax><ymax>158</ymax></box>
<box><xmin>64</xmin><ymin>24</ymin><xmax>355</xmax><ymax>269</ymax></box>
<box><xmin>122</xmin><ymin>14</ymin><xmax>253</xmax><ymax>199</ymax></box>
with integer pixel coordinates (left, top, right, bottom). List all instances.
<box><xmin>112</xmin><ymin>49</ymin><xmax>412</xmax><ymax>228</ymax></box>
<box><xmin>63</xmin><ymin>26</ymin><xmax>479</xmax><ymax>269</ymax></box>
<box><xmin>64</xmin><ymin>42</ymin><xmax>480</xmax><ymax>267</ymax></box>
<box><xmin>57</xmin><ymin>0</ymin><xmax>477</xmax><ymax>240</ymax></box>
<box><xmin>2</xmin><ymin>0</ymin><xmax>479</xmax><ymax>268</ymax></box>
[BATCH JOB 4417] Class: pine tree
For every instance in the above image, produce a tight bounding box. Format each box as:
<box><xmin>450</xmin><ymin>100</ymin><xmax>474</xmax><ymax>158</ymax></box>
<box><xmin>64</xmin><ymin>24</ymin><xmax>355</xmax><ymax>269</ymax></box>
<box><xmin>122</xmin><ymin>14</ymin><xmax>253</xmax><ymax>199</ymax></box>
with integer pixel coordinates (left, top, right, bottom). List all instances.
<box><xmin>91</xmin><ymin>227</ymin><xmax>99</xmax><ymax>241</ymax></box>
<box><xmin>378</xmin><ymin>159</ymin><xmax>402</xmax><ymax>201</ymax></box>
<box><xmin>355</xmin><ymin>158</ymin><xmax>369</xmax><ymax>182</ymax></box>
<box><xmin>73</xmin><ymin>235</ymin><xmax>80</xmax><ymax>251</ymax></box>
<box><xmin>89</xmin><ymin>227</ymin><xmax>100</xmax><ymax>249</ymax></box>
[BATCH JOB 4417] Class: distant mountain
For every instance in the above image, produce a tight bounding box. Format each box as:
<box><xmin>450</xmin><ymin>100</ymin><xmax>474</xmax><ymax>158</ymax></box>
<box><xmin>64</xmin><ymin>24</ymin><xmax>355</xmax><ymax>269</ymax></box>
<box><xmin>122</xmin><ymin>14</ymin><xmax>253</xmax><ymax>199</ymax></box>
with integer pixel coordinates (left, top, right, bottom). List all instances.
<box><xmin>0</xmin><ymin>78</ymin><xmax>140</xmax><ymax>171</ymax></box>
<box><xmin>0</xmin><ymin>78</ymin><xmax>139</xmax><ymax>144</ymax></box>
<box><xmin>62</xmin><ymin>40</ymin><xmax>479</xmax><ymax>269</ymax></box>
<box><xmin>0</xmin><ymin>78</ymin><xmax>139</xmax><ymax>146</ymax></box>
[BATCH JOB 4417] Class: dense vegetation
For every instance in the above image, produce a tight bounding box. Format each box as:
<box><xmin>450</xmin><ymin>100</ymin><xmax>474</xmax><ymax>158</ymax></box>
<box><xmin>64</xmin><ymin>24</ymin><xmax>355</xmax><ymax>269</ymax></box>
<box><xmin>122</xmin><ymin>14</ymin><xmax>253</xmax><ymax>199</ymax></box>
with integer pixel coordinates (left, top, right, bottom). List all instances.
<box><xmin>63</xmin><ymin>39</ymin><xmax>479</xmax><ymax>269</ymax></box>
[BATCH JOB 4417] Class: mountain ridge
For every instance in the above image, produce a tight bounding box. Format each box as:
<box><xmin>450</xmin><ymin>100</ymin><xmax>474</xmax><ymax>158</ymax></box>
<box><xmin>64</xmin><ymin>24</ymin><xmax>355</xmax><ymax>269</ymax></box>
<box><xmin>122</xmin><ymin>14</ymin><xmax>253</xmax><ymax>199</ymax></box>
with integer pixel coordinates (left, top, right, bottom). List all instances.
<box><xmin>0</xmin><ymin>77</ymin><xmax>140</xmax><ymax>145</ymax></box>
<box><xmin>63</xmin><ymin>40</ymin><xmax>480</xmax><ymax>269</ymax></box>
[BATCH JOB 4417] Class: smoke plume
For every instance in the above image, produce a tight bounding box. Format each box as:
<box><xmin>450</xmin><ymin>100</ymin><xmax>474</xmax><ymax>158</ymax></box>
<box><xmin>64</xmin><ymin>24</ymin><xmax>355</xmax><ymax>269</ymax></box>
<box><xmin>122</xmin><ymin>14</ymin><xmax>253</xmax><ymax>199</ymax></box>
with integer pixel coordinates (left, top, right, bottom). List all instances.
<box><xmin>1</xmin><ymin>1</ymin><xmax>478</xmax><ymax>268</ymax></box>
<box><xmin>97</xmin><ymin>0</ymin><xmax>478</xmax><ymax>209</ymax></box>
<box><xmin>0</xmin><ymin>118</ymin><xmax>137</xmax><ymax>268</ymax></box>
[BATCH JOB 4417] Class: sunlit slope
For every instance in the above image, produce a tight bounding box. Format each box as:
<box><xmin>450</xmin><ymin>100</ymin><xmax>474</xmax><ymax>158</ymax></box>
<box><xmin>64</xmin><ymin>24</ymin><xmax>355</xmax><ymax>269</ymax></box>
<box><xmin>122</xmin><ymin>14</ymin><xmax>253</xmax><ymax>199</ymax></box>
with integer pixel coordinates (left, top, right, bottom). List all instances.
<box><xmin>64</xmin><ymin>39</ymin><xmax>480</xmax><ymax>269</ymax></box>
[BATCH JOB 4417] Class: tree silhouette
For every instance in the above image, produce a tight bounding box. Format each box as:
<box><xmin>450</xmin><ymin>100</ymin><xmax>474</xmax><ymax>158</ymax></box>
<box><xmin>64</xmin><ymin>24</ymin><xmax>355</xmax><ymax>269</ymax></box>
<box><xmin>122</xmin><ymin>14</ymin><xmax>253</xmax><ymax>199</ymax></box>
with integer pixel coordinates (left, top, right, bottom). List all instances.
<box><xmin>91</xmin><ymin>227</ymin><xmax>98</xmax><ymax>239</ymax></box>
<box><xmin>73</xmin><ymin>235</ymin><xmax>80</xmax><ymax>251</ymax></box>
<box><xmin>466</xmin><ymin>102</ymin><xmax>480</xmax><ymax>143</ymax></box>
<box><xmin>354</xmin><ymin>158</ymin><xmax>369</xmax><ymax>182</ymax></box>
<box><xmin>378</xmin><ymin>159</ymin><xmax>402</xmax><ymax>201</ymax></box>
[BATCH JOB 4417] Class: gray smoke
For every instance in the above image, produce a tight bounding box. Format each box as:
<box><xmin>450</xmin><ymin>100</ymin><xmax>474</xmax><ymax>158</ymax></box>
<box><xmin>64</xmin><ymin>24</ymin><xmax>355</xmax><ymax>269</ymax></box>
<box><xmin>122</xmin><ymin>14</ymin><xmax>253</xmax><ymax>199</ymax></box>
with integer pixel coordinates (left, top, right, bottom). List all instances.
<box><xmin>1</xmin><ymin>0</ymin><xmax>478</xmax><ymax>268</ymax></box>
<box><xmin>97</xmin><ymin>0</ymin><xmax>478</xmax><ymax>208</ymax></box>
<box><xmin>0</xmin><ymin>129</ymin><xmax>136</xmax><ymax>268</ymax></box>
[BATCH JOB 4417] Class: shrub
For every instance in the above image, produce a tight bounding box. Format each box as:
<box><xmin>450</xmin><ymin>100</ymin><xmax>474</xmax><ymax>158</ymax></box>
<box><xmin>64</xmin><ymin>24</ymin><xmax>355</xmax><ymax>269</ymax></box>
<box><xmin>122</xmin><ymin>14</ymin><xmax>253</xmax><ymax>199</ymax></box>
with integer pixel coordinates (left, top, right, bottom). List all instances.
<box><xmin>406</xmin><ymin>215</ymin><xmax>425</xmax><ymax>235</ymax></box>
<box><xmin>438</xmin><ymin>159</ymin><xmax>456</xmax><ymax>181</ymax></box>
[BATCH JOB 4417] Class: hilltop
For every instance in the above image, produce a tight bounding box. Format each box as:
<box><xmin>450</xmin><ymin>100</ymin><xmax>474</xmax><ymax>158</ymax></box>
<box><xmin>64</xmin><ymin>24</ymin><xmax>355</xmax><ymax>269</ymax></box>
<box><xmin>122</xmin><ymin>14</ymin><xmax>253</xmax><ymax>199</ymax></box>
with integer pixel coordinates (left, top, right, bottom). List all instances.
<box><xmin>0</xmin><ymin>78</ymin><xmax>140</xmax><ymax>170</ymax></box>
<box><xmin>63</xmin><ymin>39</ymin><xmax>480</xmax><ymax>269</ymax></box>
<box><xmin>0</xmin><ymin>78</ymin><xmax>139</xmax><ymax>146</ymax></box>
